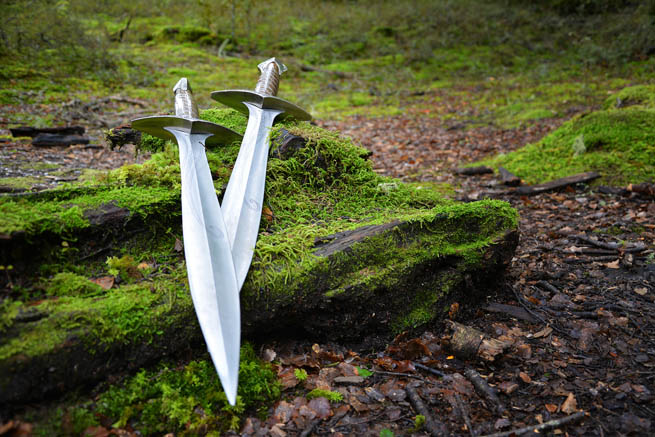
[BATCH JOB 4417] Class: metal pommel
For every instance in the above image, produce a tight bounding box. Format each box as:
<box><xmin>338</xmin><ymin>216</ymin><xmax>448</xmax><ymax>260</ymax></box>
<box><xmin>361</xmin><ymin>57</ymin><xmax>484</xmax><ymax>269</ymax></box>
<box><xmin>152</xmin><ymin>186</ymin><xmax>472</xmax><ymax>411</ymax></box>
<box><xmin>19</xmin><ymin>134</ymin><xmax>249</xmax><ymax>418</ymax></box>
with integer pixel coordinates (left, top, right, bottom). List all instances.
<box><xmin>174</xmin><ymin>77</ymin><xmax>199</xmax><ymax>119</ymax></box>
<box><xmin>254</xmin><ymin>58</ymin><xmax>287</xmax><ymax>96</ymax></box>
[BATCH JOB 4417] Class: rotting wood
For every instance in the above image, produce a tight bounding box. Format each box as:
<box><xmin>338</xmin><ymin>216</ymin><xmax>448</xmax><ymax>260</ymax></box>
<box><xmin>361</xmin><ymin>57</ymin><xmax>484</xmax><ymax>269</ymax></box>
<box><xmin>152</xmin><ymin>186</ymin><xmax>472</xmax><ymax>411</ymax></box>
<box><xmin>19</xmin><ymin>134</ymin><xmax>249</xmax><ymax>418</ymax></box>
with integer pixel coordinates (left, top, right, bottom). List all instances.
<box><xmin>627</xmin><ymin>182</ymin><xmax>655</xmax><ymax>198</ymax></box>
<box><xmin>405</xmin><ymin>383</ymin><xmax>447</xmax><ymax>436</ymax></box>
<box><xmin>463</xmin><ymin>368</ymin><xmax>506</xmax><ymax>415</ymax></box>
<box><xmin>10</xmin><ymin>126</ymin><xmax>85</xmax><ymax>138</ymax></box>
<box><xmin>106</xmin><ymin>125</ymin><xmax>142</xmax><ymax>150</ymax></box>
<box><xmin>514</xmin><ymin>172</ymin><xmax>600</xmax><ymax>195</ymax></box>
<box><xmin>32</xmin><ymin>133</ymin><xmax>90</xmax><ymax>147</ymax></box>
<box><xmin>497</xmin><ymin>166</ymin><xmax>520</xmax><ymax>186</ymax></box>
<box><xmin>455</xmin><ymin>166</ymin><xmax>494</xmax><ymax>176</ymax></box>
<box><xmin>444</xmin><ymin>321</ymin><xmax>511</xmax><ymax>362</ymax></box>
<box><xmin>477</xmin><ymin>411</ymin><xmax>586</xmax><ymax>437</ymax></box>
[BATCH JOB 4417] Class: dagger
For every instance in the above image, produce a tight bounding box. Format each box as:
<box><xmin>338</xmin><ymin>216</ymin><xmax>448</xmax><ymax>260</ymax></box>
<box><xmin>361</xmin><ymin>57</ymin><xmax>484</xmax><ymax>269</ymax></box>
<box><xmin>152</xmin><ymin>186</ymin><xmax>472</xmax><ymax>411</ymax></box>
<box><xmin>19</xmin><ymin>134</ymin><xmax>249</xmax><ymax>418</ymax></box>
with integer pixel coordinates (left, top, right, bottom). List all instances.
<box><xmin>211</xmin><ymin>58</ymin><xmax>312</xmax><ymax>288</ymax></box>
<box><xmin>131</xmin><ymin>78</ymin><xmax>242</xmax><ymax>405</ymax></box>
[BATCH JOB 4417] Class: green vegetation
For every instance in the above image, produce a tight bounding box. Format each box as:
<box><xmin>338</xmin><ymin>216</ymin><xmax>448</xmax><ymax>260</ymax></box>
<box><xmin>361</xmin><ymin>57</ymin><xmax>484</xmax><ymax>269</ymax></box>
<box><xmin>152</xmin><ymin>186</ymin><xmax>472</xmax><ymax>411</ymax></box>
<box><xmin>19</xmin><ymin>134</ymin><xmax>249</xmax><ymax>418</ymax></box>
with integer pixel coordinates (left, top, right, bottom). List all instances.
<box><xmin>1</xmin><ymin>0</ymin><xmax>654</xmax><ymax>125</ymax></box>
<box><xmin>33</xmin><ymin>344</ymin><xmax>280</xmax><ymax>436</ymax></box>
<box><xmin>294</xmin><ymin>368</ymin><xmax>308</xmax><ymax>382</ymax></box>
<box><xmin>483</xmin><ymin>85</ymin><xmax>655</xmax><ymax>185</ymax></box>
<box><xmin>306</xmin><ymin>389</ymin><xmax>344</xmax><ymax>403</ymax></box>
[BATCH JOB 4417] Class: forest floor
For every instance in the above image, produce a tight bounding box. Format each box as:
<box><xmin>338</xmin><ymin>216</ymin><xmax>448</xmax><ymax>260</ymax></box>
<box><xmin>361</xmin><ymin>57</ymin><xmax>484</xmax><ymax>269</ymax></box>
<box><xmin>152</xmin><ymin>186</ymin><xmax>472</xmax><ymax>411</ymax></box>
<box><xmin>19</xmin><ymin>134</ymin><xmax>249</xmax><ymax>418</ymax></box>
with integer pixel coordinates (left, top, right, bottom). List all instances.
<box><xmin>1</xmin><ymin>99</ymin><xmax>653</xmax><ymax>436</ymax></box>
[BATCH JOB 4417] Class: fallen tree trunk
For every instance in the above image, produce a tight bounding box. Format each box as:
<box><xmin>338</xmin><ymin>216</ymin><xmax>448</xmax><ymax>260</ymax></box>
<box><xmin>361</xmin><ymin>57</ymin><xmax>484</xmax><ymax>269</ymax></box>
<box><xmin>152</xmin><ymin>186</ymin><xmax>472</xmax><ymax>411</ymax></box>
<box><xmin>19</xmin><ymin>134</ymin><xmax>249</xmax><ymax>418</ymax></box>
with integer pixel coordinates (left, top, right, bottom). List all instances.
<box><xmin>514</xmin><ymin>172</ymin><xmax>600</xmax><ymax>195</ymax></box>
<box><xmin>9</xmin><ymin>126</ymin><xmax>85</xmax><ymax>138</ymax></box>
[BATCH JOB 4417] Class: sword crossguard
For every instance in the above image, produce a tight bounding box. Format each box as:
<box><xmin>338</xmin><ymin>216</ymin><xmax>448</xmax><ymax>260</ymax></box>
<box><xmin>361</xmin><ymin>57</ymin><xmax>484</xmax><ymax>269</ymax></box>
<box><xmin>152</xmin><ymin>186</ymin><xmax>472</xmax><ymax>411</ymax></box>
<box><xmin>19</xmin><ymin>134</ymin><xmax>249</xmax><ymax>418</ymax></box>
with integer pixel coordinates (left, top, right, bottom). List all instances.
<box><xmin>254</xmin><ymin>58</ymin><xmax>287</xmax><ymax>97</ymax></box>
<box><xmin>131</xmin><ymin>77</ymin><xmax>243</xmax><ymax>146</ymax></box>
<box><xmin>211</xmin><ymin>58</ymin><xmax>311</xmax><ymax>121</ymax></box>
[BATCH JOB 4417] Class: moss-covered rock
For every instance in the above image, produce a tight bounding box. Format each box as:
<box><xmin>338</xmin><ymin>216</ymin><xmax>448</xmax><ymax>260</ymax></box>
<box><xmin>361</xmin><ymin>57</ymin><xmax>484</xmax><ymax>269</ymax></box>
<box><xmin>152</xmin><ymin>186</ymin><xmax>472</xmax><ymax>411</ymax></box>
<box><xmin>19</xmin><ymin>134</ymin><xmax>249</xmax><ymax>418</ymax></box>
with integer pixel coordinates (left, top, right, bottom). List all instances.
<box><xmin>483</xmin><ymin>85</ymin><xmax>655</xmax><ymax>185</ymax></box>
<box><xmin>0</xmin><ymin>113</ymin><xmax>518</xmax><ymax>415</ymax></box>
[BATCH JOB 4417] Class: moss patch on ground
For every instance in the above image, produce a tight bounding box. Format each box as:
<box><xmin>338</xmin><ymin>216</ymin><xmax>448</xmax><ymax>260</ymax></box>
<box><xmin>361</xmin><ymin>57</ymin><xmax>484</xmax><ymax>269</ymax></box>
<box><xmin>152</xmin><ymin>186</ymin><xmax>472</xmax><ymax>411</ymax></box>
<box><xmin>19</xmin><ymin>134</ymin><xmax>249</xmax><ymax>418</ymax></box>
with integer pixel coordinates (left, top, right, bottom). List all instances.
<box><xmin>481</xmin><ymin>85</ymin><xmax>655</xmax><ymax>185</ymax></box>
<box><xmin>30</xmin><ymin>344</ymin><xmax>280</xmax><ymax>436</ymax></box>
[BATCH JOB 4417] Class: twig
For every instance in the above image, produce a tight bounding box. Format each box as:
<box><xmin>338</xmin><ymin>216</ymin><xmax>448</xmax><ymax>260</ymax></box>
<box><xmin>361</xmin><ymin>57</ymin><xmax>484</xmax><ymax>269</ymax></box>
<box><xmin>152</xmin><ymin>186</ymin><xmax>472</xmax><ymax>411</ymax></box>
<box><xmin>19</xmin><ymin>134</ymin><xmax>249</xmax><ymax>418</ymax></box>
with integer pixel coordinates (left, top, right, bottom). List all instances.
<box><xmin>572</xmin><ymin>235</ymin><xmax>619</xmax><ymax>250</ymax></box>
<box><xmin>536</xmin><ymin>280</ymin><xmax>559</xmax><ymax>294</ymax></box>
<box><xmin>374</xmin><ymin>369</ymin><xmax>425</xmax><ymax>380</ymax></box>
<box><xmin>405</xmin><ymin>383</ymin><xmax>447</xmax><ymax>436</ymax></box>
<box><xmin>463</xmin><ymin>369</ymin><xmax>506</xmax><ymax>415</ymax></box>
<box><xmin>477</xmin><ymin>411</ymin><xmax>586</xmax><ymax>437</ymax></box>
<box><xmin>454</xmin><ymin>392</ymin><xmax>476</xmax><ymax>436</ymax></box>
<box><xmin>413</xmin><ymin>362</ymin><xmax>446</xmax><ymax>377</ymax></box>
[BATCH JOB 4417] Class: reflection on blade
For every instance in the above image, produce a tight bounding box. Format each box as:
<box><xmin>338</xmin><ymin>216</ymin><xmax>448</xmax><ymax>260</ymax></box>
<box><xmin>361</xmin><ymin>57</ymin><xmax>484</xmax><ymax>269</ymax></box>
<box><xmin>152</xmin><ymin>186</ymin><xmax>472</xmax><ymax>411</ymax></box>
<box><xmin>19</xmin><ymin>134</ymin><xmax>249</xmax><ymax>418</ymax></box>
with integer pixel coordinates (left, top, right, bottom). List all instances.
<box><xmin>169</xmin><ymin>128</ymin><xmax>241</xmax><ymax>406</ymax></box>
<box><xmin>222</xmin><ymin>103</ymin><xmax>282</xmax><ymax>288</ymax></box>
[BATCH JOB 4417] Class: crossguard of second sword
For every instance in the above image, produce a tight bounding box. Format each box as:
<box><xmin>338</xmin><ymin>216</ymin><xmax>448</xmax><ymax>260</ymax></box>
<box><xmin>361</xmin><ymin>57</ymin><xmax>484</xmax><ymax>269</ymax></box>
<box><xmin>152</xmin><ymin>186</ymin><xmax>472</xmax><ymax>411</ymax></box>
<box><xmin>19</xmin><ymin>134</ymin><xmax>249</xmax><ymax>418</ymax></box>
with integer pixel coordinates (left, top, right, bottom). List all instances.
<box><xmin>210</xmin><ymin>58</ymin><xmax>311</xmax><ymax>121</ymax></box>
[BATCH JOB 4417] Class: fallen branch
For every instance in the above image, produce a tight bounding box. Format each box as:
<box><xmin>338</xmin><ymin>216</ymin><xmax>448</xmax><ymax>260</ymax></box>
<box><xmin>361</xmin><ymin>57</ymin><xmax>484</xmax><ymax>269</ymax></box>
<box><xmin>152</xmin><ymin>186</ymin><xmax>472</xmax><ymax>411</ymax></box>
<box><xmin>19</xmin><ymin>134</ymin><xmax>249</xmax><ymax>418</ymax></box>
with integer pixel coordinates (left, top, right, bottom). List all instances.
<box><xmin>463</xmin><ymin>368</ymin><xmax>506</xmax><ymax>415</ymax></box>
<box><xmin>413</xmin><ymin>362</ymin><xmax>446</xmax><ymax>378</ymax></box>
<box><xmin>498</xmin><ymin>166</ymin><xmax>520</xmax><ymax>186</ymax></box>
<box><xmin>454</xmin><ymin>392</ymin><xmax>476</xmax><ymax>436</ymax></box>
<box><xmin>478</xmin><ymin>411</ymin><xmax>586</xmax><ymax>437</ymax></box>
<box><xmin>484</xmin><ymin>302</ymin><xmax>537</xmax><ymax>323</ymax></box>
<box><xmin>455</xmin><ymin>166</ymin><xmax>493</xmax><ymax>176</ymax></box>
<box><xmin>514</xmin><ymin>172</ymin><xmax>600</xmax><ymax>195</ymax></box>
<box><xmin>405</xmin><ymin>383</ymin><xmax>447</xmax><ymax>436</ymax></box>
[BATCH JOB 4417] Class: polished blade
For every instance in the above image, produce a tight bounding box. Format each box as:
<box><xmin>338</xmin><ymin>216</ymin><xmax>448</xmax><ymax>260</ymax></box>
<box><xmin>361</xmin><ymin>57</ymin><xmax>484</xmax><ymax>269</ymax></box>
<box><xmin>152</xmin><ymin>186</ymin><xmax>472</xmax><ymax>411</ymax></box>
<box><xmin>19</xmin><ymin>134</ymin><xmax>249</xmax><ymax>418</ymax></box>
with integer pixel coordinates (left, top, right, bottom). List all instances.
<box><xmin>169</xmin><ymin>128</ymin><xmax>241</xmax><ymax>406</ymax></box>
<box><xmin>222</xmin><ymin>102</ymin><xmax>282</xmax><ymax>288</ymax></box>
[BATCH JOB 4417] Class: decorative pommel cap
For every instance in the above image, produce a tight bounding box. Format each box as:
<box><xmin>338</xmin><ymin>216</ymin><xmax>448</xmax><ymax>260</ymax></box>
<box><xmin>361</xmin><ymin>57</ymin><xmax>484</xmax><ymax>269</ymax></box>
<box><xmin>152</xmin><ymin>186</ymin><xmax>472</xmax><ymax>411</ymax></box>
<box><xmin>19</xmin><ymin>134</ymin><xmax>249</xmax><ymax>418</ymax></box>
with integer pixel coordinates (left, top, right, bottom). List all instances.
<box><xmin>173</xmin><ymin>77</ymin><xmax>199</xmax><ymax>119</ymax></box>
<box><xmin>254</xmin><ymin>58</ymin><xmax>287</xmax><ymax>97</ymax></box>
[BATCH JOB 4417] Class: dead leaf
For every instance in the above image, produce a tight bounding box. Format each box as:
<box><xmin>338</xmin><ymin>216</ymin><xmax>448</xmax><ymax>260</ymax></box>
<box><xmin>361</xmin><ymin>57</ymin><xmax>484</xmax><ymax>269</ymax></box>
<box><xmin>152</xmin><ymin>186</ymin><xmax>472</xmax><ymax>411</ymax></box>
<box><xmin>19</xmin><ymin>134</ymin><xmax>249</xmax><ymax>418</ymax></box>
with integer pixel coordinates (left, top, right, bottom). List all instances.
<box><xmin>90</xmin><ymin>276</ymin><xmax>114</xmax><ymax>290</ymax></box>
<box><xmin>561</xmin><ymin>392</ymin><xmax>578</xmax><ymax>414</ymax></box>
<box><xmin>605</xmin><ymin>259</ymin><xmax>620</xmax><ymax>269</ymax></box>
<box><xmin>498</xmin><ymin>381</ymin><xmax>519</xmax><ymax>394</ymax></box>
<box><xmin>519</xmin><ymin>371</ymin><xmax>532</xmax><ymax>383</ymax></box>
<box><xmin>532</xmin><ymin>326</ymin><xmax>553</xmax><ymax>338</ymax></box>
<box><xmin>262</xmin><ymin>206</ymin><xmax>274</xmax><ymax>223</ymax></box>
<box><xmin>448</xmin><ymin>302</ymin><xmax>460</xmax><ymax>319</ymax></box>
<box><xmin>173</xmin><ymin>237</ymin><xmax>183</xmax><ymax>252</ymax></box>
<box><xmin>634</xmin><ymin>287</ymin><xmax>648</xmax><ymax>296</ymax></box>
<box><xmin>545</xmin><ymin>403</ymin><xmax>558</xmax><ymax>413</ymax></box>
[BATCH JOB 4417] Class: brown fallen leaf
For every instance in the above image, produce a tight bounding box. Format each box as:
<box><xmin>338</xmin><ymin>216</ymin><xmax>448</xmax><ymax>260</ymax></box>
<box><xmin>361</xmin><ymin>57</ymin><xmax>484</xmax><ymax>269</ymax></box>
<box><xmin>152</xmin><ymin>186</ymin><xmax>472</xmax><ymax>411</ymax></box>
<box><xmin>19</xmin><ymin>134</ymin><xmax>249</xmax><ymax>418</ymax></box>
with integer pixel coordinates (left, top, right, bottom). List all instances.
<box><xmin>519</xmin><ymin>371</ymin><xmax>532</xmax><ymax>383</ymax></box>
<box><xmin>532</xmin><ymin>326</ymin><xmax>553</xmax><ymax>338</ymax></box>
<box><xmin>90</xmin><ymin>276</ymin><xmax>114</xmax><ymax>290</ymax></box>
<box><xmin>561</xmin><ymin>392</ymin><xmax>578</xmax><ymax>414</ymax></box>
<box><xmin>605</xmin><ymin>259</ymin><xmax>620</xmax><ymax>269</ymax></box>
<box><xmin>545</xmin><ymin>403</ymin><xmax>559</xmax><ymax>413</ymax></box>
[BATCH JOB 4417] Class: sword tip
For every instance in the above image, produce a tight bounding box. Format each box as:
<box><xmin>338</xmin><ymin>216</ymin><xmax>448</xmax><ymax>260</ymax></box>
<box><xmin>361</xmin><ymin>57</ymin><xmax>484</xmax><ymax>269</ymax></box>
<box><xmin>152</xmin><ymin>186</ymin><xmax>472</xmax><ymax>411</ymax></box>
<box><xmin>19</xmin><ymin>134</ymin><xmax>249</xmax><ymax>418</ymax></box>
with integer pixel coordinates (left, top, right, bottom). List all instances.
<box><xmin>173</xmin><ymin>77</ymin><xmax>192</xmax><ymax>93</ymax></box>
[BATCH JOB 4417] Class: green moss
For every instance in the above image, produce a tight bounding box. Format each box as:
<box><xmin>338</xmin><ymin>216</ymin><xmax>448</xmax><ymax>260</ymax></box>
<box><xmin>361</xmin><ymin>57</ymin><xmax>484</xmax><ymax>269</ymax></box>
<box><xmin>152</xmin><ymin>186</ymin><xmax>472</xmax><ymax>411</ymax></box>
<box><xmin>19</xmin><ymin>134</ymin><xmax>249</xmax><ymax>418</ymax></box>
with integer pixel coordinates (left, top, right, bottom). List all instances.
<box><xmin>603</xmin><ymin>85</ymin><xmax>655</xmax><ymax>110</ymax></box>
<box><xmin>483</xmin><ymin>107</ymin><xmax>655</xmax><ymax>185</ymax></box>
<box><xmin>0</xmin><ymin>176</ymin><xmax>41</xmax><ymax>190</ymax></box>
<box><xmin>45</xmin><ymin>272</ymin><xmax>103</xmax><ymax>297</ymax></box>
<box><xmin>59</xmin><ymin>344</ymin><xmax>278</xmax><ymax>435</ymax></box>
<box><xmin>199</xmin><ymin>108</ymin><xmax>248</xmax><ymax>136</ymax></box>
<box><xmin>306</xmin><ymin>389</ymin><xmax>344</xmax><ymax>403</ymax></box>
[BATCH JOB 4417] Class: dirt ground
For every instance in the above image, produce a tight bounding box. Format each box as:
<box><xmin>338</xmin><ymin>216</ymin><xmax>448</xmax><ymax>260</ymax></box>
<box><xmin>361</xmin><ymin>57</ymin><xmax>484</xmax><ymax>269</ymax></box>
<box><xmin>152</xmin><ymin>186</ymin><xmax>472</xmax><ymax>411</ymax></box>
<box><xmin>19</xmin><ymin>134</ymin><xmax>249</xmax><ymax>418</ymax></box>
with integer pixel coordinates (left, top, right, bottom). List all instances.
<box><xmin>1</xmin><ymin>112</ymin><xmax>653</xmax><ymax>436</ymax></box>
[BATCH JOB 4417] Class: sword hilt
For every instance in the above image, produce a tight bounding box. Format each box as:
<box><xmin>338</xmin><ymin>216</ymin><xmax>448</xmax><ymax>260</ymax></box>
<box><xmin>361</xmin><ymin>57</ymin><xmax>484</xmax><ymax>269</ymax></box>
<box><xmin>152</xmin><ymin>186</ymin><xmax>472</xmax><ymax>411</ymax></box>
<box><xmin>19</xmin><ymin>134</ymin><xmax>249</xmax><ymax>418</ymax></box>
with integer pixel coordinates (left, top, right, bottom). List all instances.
<box><xmin>174</xmin><ymin>77</ymin><xmax>200</xmax><ymax>119</ymax></box>
<box><xmin>254</xmin><ymin>58</ymin><xmax>287</xmax><ymax>97</ymax></box>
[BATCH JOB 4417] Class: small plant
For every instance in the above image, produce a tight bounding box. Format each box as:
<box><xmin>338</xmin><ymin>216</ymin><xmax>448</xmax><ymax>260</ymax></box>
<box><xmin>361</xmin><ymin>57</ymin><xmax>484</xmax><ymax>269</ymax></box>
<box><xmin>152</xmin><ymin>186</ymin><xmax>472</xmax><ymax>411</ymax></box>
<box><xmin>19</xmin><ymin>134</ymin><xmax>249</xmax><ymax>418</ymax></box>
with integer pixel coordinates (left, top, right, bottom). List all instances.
<box><xmin>356</xmin><ymin>366</ymin><xmax>374</xmax><ymax>379</ymax></box>
<box><xmin>106</xmin><ymin>255</ymin><xmax>141</xmax><ymax>282</ymax></box>
<box><xmin>294</xmin><ymin>368</ymin><xmax>308</xmax><ymax>382</ymax></box>
<box><xmin>412</xmin><ymin>414</ymin><xmax>426</xmax><ymax>431</ymax></box>
<box><xmin>306</xmin><ymin>389</ymin><xmax>343</xmax><ymax>403</ymax></box>
<box><xmin>379</xmin><ymin>429</ymin><xmax>395</xmax><ymax>437</ymax></box>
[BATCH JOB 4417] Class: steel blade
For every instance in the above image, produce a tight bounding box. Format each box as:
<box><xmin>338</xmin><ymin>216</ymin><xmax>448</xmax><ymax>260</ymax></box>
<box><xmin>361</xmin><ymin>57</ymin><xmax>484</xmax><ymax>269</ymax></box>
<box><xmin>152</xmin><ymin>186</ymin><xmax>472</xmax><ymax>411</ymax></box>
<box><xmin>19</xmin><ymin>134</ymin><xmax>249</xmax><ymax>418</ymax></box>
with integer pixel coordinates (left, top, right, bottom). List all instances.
<box><xmin>221</xmin><ymin>103</ymin><xmax>282</xmax><ymax>288</ymax></box>
<box><xmin>169</xmin><ymin>128</ymin><xmax>241</xmax><ymax>406</ymax></box>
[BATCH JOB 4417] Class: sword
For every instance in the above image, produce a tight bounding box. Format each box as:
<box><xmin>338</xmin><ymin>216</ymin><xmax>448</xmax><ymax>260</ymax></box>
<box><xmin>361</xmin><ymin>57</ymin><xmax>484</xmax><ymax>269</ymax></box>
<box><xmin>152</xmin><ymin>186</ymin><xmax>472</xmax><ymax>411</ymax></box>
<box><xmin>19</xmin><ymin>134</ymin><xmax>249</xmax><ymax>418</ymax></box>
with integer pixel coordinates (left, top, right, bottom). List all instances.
<box><xmin>211</xmin><ymin>58</ymin><xmax>311</xmax><ymax>288</ymax></box>
<box><xmin>131</xmin><ymin>78</ymin><xmax>242</xmax><ymax>405</ymax></box>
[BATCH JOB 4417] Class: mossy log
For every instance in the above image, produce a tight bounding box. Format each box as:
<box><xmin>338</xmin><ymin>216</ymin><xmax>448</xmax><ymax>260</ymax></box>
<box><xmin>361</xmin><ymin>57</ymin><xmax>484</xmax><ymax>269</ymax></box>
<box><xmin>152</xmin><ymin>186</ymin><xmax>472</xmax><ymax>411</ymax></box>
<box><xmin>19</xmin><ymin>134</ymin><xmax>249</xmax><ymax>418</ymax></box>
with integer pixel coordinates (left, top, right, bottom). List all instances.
<box><xmin>0</xmin><ymin>113</ymin><xmax>520</xmax><ymax>412</ymax></box>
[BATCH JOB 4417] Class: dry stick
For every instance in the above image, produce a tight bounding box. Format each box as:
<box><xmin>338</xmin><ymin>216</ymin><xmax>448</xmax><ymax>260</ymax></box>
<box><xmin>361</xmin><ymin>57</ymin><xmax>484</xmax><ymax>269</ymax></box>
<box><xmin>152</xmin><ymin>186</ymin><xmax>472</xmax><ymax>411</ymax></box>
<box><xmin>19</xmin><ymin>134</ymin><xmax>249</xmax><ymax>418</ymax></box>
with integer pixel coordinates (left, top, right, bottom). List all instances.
<box><xmin>511</xmin><ymin>285</ymin><xmax>570</xmax><ymax>336</ymax></box>
<box><xmin>374</xmin><ymin>369</ymin><xmax>425</xmax><ymax>381</ymax></box>
<box><xmin>464</xmin><ymin>369</ymin><xmax>506</xmax><ymax>415</ymax></box>
<box><xmin>413</xmin><ymin>362</ymin><xmax>446</xmax><ymax>377</ymax></box>
<box><xmin>405</xmin><ymin>383</ymin><xmax>446</xmax><ymax>437</ymax></box>
<box><xmin>536</xmin><ymin>280</ymin><xmax>559</xmax><ymax>294</ymax></box>
<box><xmin>477</xmin><ymin>411</ymin><xmax>586</xmax><ymax>437</ymax></box>
<box><xmin>454</xmin><ymin>392</ymin><xmax>476</xmax><ymax>437</ymax></box>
